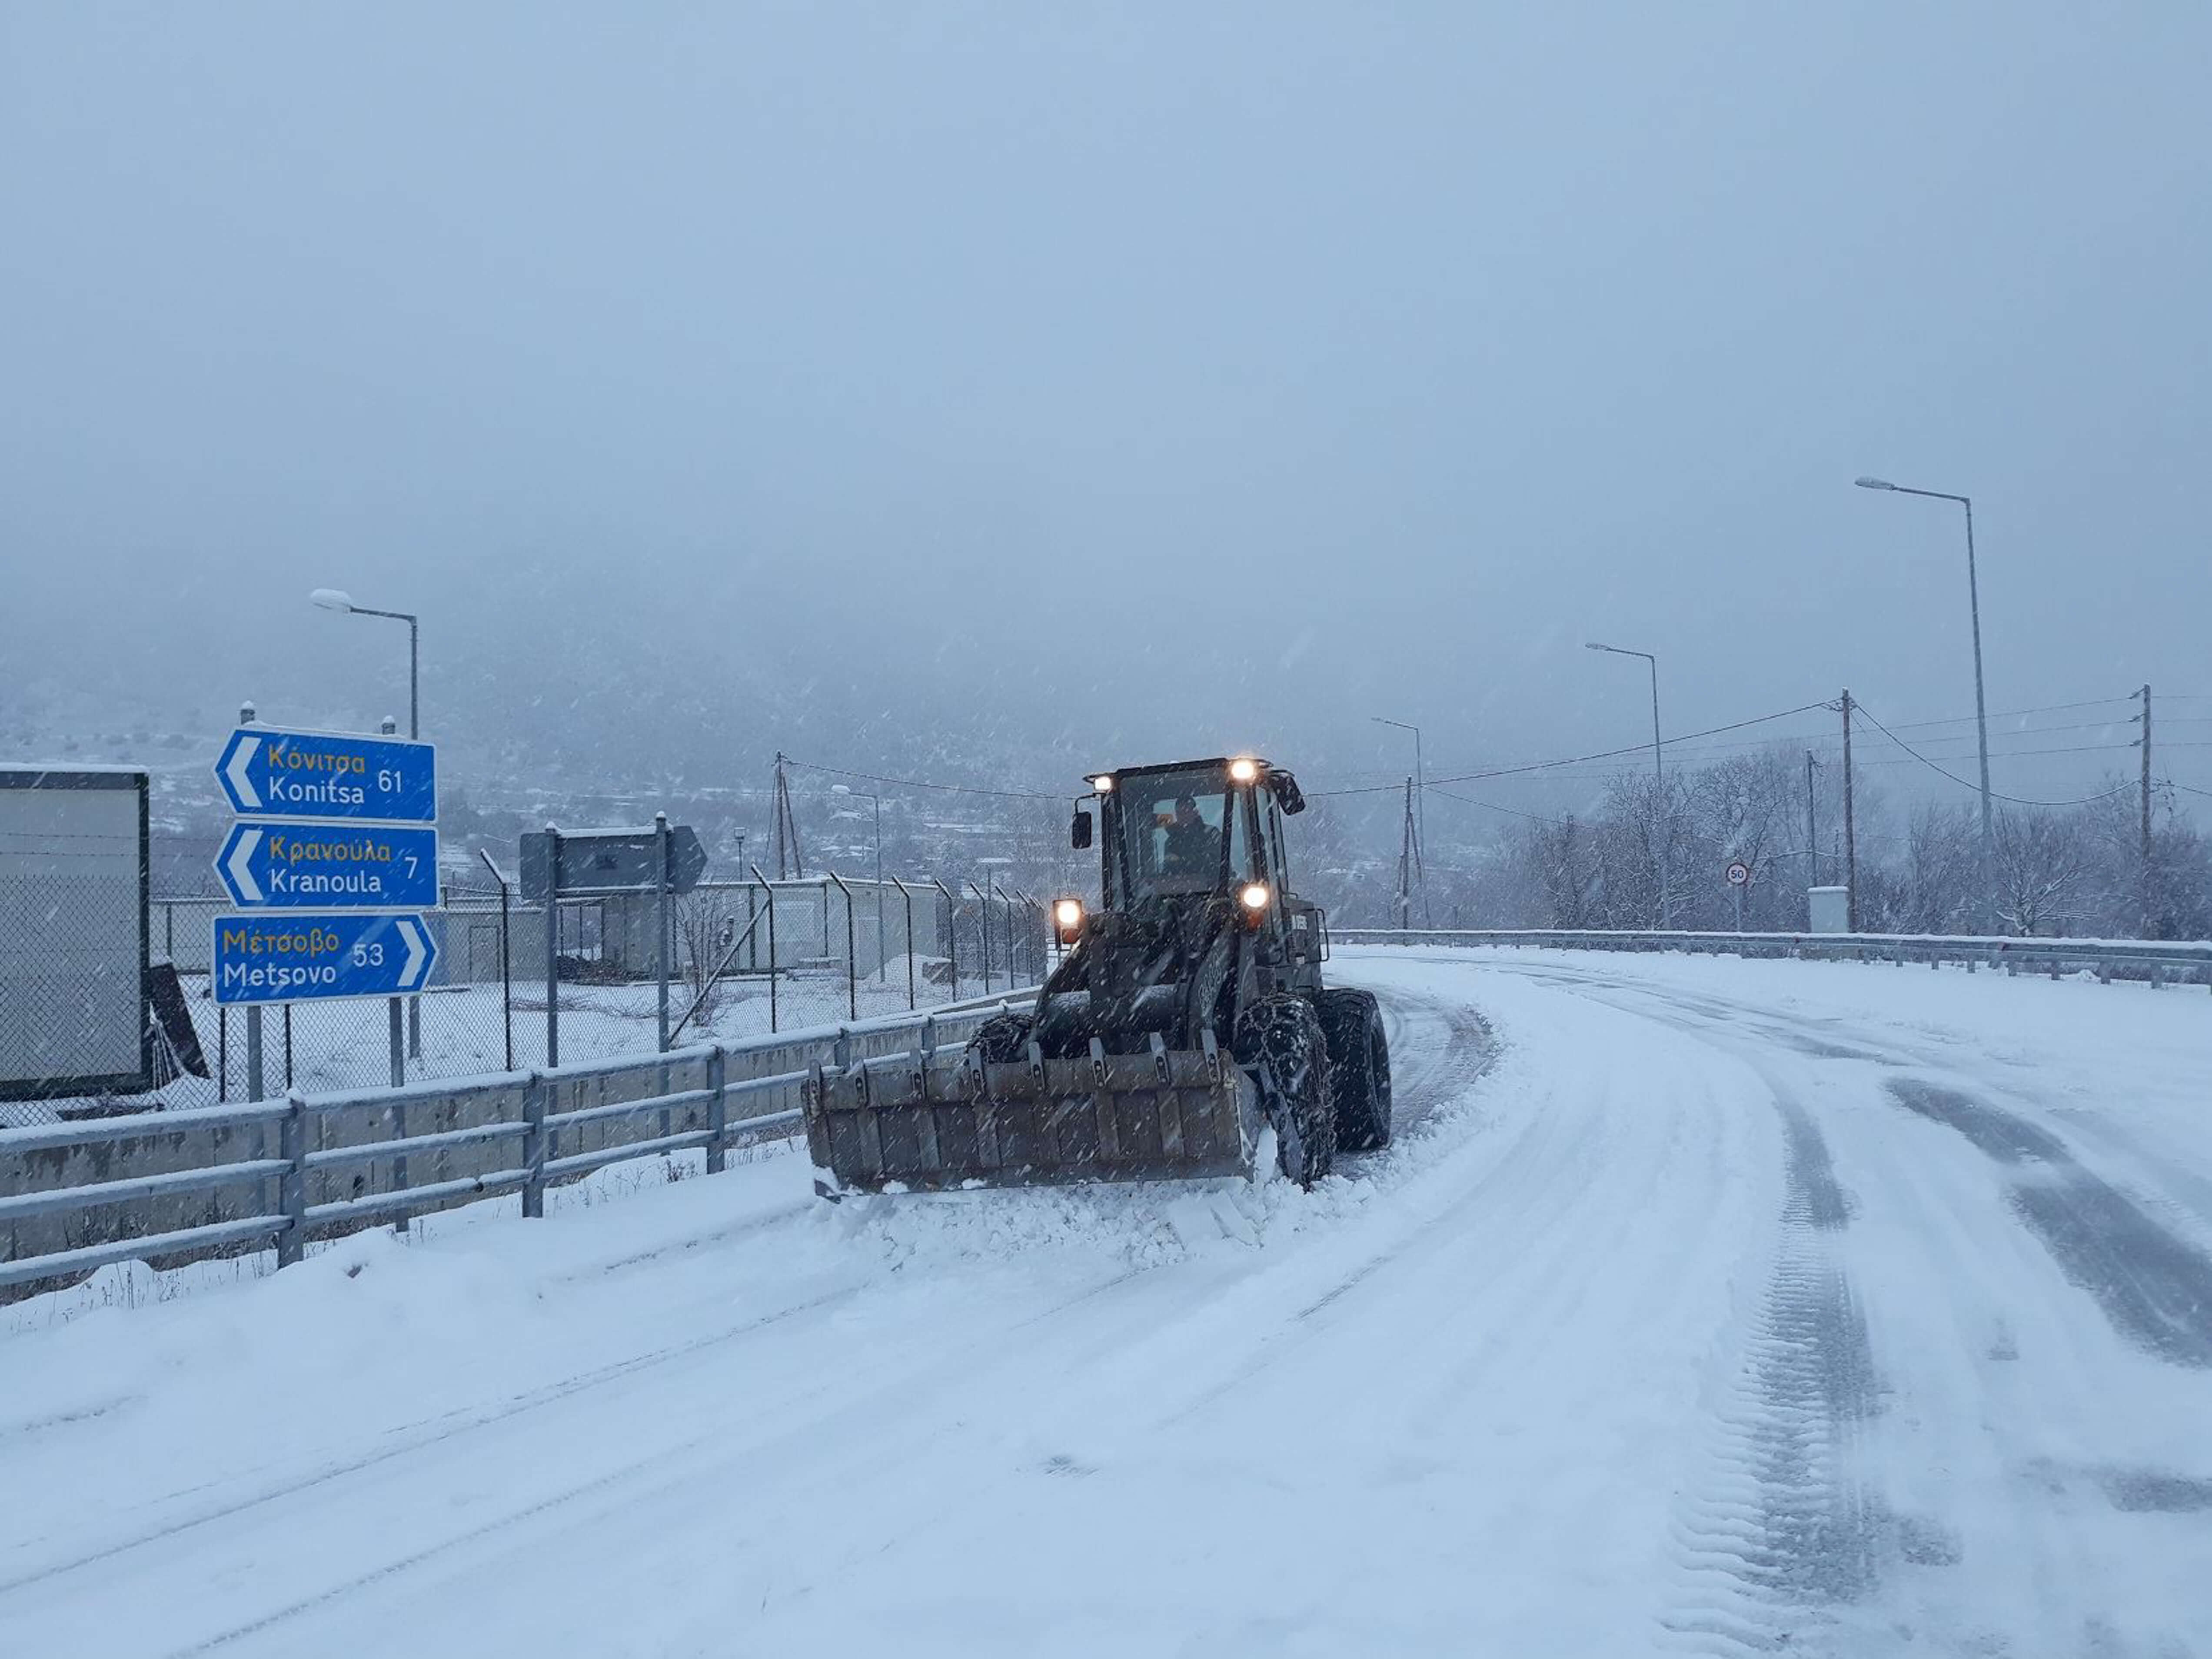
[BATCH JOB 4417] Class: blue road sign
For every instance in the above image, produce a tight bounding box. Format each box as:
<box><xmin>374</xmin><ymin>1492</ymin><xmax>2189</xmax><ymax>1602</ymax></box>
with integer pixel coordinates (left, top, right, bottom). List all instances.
<box><xmin>215</xmin><ymin>821</ymin><xmax>440</xmax><ymax>909</ymax></box>
<box><xmin>213</xmin><ymin>912</ymin><xmax>439</xmax><ymax>1005</ymax></box>
<box><xmin>214</xmin><ymin>727</ymin><xmax>436</xmax><ymax>823</ymax></box>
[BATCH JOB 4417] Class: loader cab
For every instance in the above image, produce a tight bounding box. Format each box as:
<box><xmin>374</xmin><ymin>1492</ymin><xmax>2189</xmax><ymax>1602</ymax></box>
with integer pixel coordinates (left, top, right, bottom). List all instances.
<box><xmin>1086</xmin><ymin>757</ymin><xmax>1300</xmax><ymax>910</ymax></box>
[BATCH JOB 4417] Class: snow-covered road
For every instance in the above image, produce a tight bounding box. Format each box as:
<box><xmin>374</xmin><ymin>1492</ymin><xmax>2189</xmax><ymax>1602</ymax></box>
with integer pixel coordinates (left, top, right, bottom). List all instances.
<box><xmin>3</xmin><ymin>948</ymin><xmax>2208</xmax><ymax>1656</ymax></box>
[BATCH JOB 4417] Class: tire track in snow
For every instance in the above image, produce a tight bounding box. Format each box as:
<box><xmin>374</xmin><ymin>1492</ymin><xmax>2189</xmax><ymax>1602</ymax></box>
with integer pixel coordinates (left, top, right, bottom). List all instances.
<box><xmin>1435</xmin><ymin>958</ymin><xmax>1888</xmax><ymax>1652</ymax></box>
<box><xmin>1886</xmin><ymin>1077</ymin><xmax>2212</xmax><ymax>1368</ymax></box>
<box><xmin>1662</xmin><ymin>1084</ymin><xmax>1883</xmax><ymax>1656</ymax></box>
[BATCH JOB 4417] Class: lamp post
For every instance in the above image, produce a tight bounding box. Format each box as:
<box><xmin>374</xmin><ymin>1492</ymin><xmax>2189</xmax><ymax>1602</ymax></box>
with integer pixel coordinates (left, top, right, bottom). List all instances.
<box><xmin>311</xmin><ymin>588</ymin><xmax>417</xmax><ymax>741</ymax></box>
<box><xmin>830</xmin><ymin>784</ymin><xmax>886</xmax><ymax>980</ymax></box>
<box><xmin>1370</xmin><ymin>716</ymin><xmax>1426</xmax><ymax>924</ymax></box>
<box><xmin>313</xmin><ymin>587</ymin><xmax>424</xmax><ymax>1058</ymax></box>
<box><xmin>1854</xmin><ymin>476</ymin><xmax>1996</xmax><ymax>931</ymax></box>
<box><xmin>1586</xmin><ymin>642</ymin><xmax>1669</xmax><ymax>927</ymax></box>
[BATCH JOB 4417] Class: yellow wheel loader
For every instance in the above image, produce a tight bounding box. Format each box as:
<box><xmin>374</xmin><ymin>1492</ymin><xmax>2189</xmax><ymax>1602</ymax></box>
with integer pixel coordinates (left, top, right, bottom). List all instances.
<box><xmin>803</xmin><ymin>756</ymin><xmax>1390</xmax><ymax>1197</ymax></box>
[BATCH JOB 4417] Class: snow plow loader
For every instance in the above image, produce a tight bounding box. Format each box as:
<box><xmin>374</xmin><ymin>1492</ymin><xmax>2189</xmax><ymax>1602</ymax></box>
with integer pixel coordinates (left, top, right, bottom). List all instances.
<box><xmin>803</xmin><ymin>755</ymin><xmax>1390</xmax><ymax>1197</ymax></box>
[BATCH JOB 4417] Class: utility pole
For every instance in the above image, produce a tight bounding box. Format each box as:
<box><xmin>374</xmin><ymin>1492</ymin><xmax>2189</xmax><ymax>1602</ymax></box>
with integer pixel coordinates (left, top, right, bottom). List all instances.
<box><xmin>1804</xmin><ymin>751</ymin><xmax>1820</xmax><ymax>888</ymax></box>
<box><xmin>2139</xmin><ymin>683</ymin><xmax>2155</xmax><ymax>938</ymax></box>
<box><xmin>772</xmin><ymin>753</ymin><xmax>804</xmax><ymax>879</ymax></box>
<box><xmin>772</xmin><ymin>754</ymin><xmax>786</xmax><ymax>880</ymax></box>
<box><xmin>1841</xmin><ymin>690</ymin><xmax>1858</xmax><ymax>934</ymax></box>
<box><xmin>1372</xmin><ymin>717</ymin><xmax>1428</xmax><ymax>924</ymax></box>
<box><xmin>1396</xmin><ymin>778</ymin><xmax>1416</xmax><ymax>930</ymax></box>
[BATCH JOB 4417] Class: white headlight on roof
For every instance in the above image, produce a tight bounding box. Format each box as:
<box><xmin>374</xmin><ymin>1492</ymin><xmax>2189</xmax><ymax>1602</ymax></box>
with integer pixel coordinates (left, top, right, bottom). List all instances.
<box><xmin>1228</xmin><ymin>758</ymin><xmax>1260</xmax><ymax>782</ymax></box>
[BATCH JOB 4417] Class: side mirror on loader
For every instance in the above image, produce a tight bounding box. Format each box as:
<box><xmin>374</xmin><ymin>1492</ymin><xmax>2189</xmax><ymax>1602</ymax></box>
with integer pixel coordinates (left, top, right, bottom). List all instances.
<box><xmin>1071</xmin><ymin>809</ymin><xmax>1093</xmax><ymax>850</ymax></box>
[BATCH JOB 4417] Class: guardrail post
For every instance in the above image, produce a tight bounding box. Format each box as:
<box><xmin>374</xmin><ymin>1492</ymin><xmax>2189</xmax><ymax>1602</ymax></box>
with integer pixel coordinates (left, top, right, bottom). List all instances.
<box><xmin>522</xmin><ymin>1071</ymin><xmax>548</xmax><ymax>1219</ymax></box>
<box><xmin>278</xmin><ymin>1091</ymin><xmax>307</xmax><ymax>1269</ymax></box>
<box><xmin>833</xmin><ymin>1027</ymin><xmax>852</xmax><ymax>1072</ymax></box>
<box><xmin>705</xmin><ymin>1046</ymin><xmax>728</xmax><ymax>1176</ymax></box>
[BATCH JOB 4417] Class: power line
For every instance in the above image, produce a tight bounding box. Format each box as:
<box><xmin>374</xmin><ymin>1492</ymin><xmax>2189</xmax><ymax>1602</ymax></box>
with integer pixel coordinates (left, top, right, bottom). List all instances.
<box><xmin>1879</xmin><ymin>695</ymin><xmax>2139</xmax><ymax>732</ymax></box>
<box><xmin>1426</xmin><ymin>788</ymin><xmax>1573</xmax><ymax>827</ymax></box>
<box><xmin>783</xmin><ymin>757</ymin><xmax>1061</xmax><ymax>802</ymax></box>
<box><xmin>1848</xmin><ymin>700</ymin><xmax>2136</xmax><ymax>808</ymax></box>
<box><xmin>1310</xmin><ymin>699</ymin><xmax>1837</xmax><ymax>798</ymax></box>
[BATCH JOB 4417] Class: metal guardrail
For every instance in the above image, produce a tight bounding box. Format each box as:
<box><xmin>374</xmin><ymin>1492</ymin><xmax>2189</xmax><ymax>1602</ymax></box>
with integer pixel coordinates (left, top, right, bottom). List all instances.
<box><xmin>1335</xmin><ymin>928</ymin><xmax>2212</xmax><ymax>987</ymax></box>
<box><xmin>0</xmin><ymin>989</ymin><xmax>1036</xmax><ymax>1296</ymax></box>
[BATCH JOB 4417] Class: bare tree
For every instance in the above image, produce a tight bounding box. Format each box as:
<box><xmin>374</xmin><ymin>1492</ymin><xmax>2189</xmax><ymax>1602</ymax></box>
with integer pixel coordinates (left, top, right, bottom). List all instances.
<box><xmin>1991</xmin><ymin>807</ymin><xmax>2093</xmax><ymax>936</ymax></box>
<box><xmin>1524</xmin><ymin>814</ymin><xmax>1600</xmax><ymax>928</ymax></box>
<box><xmin>1886</xmin><ymin>802</ymin><xmax>1979</xmax><ymax>934</ymax></box>
<box><xmin>675</xmin><ymin>888</ymin><xmax>738</xmax><ymax>1025</ymax></box>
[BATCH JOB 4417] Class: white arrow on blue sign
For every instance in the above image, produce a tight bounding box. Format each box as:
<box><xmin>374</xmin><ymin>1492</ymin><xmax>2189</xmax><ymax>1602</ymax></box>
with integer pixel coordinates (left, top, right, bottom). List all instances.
<box><xmin>216</xmin><ymin>822</ymin><xmax>440</xmax><ymax>909</ymax></box>
<box><xmin>213</xmin><ymin>912</ymin><xmax>439</xmax><ymax>1005</ymax></box>
<box><xmin>215</xmin><ymin>727</ymin><xmax>436</xmax><ymax>823</ymax></box>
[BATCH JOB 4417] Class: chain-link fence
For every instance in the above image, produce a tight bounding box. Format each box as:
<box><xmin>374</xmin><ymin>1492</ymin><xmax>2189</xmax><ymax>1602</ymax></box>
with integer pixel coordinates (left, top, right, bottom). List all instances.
<box><xmin>5</xmin><ymin>860</ymin><xmax>1058</xmax><ymax>1127</ymax></box>
<box><xmin>529</xmin><ymin>876</ymin><xmax>1054</xmax><ymax>1064</ymax></box>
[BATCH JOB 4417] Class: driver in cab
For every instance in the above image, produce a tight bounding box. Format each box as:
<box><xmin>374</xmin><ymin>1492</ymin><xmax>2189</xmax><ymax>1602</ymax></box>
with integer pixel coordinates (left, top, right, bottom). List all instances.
<box><xmin>1159</xmin><ymin>795</ymin><xmax>1220</xmax><ymax>881</ymax></box>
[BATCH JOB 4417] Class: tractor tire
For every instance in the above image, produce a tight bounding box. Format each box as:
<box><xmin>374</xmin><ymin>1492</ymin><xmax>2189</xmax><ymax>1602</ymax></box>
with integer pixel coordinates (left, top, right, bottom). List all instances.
<box><xmin>1314</xmin><ymin>987</ymin><xmax>1392</xmax><ymax>1152</ymax></box>
<box><xmin>1234</xmin><ymin>993</ymin><xmax>1336</xmax><ymax>1188</ymax></box>
<box><xmin>966</xmin><ymin>1011</ymin><xmax>1034</xmax><ymax>1064</ymax></box>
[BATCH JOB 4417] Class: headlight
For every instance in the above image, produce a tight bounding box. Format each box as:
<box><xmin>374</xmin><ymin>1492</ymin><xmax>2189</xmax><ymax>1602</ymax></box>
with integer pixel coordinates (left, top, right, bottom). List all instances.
<box><xmin>1238</xmin><ymin>881</ymin><xmax>1271</xmax><ymax>911</ymax></box>
<box><xmin>1089</xmin><ymin>774</ymin><xmax>1114</xmax><ymax>793</ymax></box>
<box><xmin>1228</xmin><ymin>758</ymin><xmax>1259</xmax><ymax>783</ymax></box>
<box><xmin>1053</xmin><ymin>898</ymin><xmax>1084</xmax><ymax>930</ymax></box>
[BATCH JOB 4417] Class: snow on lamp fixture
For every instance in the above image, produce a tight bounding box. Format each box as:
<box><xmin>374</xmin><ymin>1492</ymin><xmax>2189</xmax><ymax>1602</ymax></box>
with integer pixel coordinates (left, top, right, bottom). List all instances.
<box><xmin>310</xmin><ymin>588</ymin><xmax>356</xmax><ymax>612</ymax></box>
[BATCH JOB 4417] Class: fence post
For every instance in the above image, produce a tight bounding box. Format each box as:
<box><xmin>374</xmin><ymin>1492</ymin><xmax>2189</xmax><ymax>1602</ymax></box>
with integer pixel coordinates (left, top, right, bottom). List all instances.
<box><xmin>898</xmin><ymin>879</ymin><xmax>917</xmax><ymax>1011</ymax></box>
<box><xmin>498</xmin><ymin>871</ymin><xmax>514</xmax><ymax>1071</ymax></box>
<box><xmin>932</xmin><ymin>878</ymin><xmax>958</xmax><ymax>1003</ymax></box>
<box><xmin>825</xmin><ymin>870</ymin><xmax>857</xmax><ymax>1022</ymax></box>
<box><xmin>277</xmin><ymin>1091</ymin><xmax>307</xmax><ymax>1268</ymax></box>
<box><xmin>544</xmin><ymin>826</ymin><xmax>562</xmax><ymax>1068</ymax></box>
<box><xmin>705</xmin><ymin>1045</ymin><xmax>728</xmax><ymax>1176</ymax></box>
<box><xmin>522</xmin><ymin>1071</ymin><xmax>548</xmax><ymax>1219</ymax></box>
<box><xmin>656</xmin><ymin>812</ymin><xmax>673</xmax><ymax>1054</ymax></box>
<box><xmin>748</xmin><ymin>863</ymin><xmax>780</xmax><ymax>1032</ymax></box>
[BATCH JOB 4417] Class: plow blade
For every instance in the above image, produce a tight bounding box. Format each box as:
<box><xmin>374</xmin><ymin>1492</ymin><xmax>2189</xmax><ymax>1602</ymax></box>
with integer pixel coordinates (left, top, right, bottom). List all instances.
<box><xmin>804</xmin><ymin>1036</ymin><xmax>1263</xmax><ymax>1196</ymax></box>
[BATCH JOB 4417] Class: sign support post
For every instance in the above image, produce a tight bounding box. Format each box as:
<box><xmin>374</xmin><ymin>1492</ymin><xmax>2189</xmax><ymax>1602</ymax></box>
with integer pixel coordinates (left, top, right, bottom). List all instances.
<box><xmin>543</xmin><ymin>826</ymin><xmax>562</xmax><ymax>1070</ymax></box>
<box><xmin>657</xmin><ymin>813</ymin><xmax>673</xmax><ymax>1054</ymax></box>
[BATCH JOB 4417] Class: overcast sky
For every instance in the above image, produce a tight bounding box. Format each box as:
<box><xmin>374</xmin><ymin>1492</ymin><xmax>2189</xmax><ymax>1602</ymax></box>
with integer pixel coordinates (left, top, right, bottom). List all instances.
<box><xmin>5</xmin><ymin>3</ymin><xmax>2208</xmax><ymax>809</ymax></box>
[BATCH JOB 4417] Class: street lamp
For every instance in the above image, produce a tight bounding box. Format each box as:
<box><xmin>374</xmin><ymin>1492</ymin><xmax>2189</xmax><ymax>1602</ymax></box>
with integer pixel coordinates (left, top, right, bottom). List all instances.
<box><xmin>1855</xmin><ymin>475</ymin><xmax>1996</xmax><ymax>931</ymax></box>
<box><xmin>830</xmin><ymin>783</ymin><xmax>886</xmax><ymax>980</ymax></box>
<box><xmin>1371</xmin><ymin>716</ymin><xmax>1427</xmax><ymax>925</ymax></box>
<box><xmin>310</xmin><ymin>588</ymin><xmax>419</xmax><ymax>740</ymax></box>
<box><xmin>1586</xmin><ymin>641</ymin><xmax>1669</xmax><ymax>928</ymax></box>
<box><xmin>314</xmin><ymin>587</ymin><xmax>424</xmax><ymax>1061</ymax></box>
